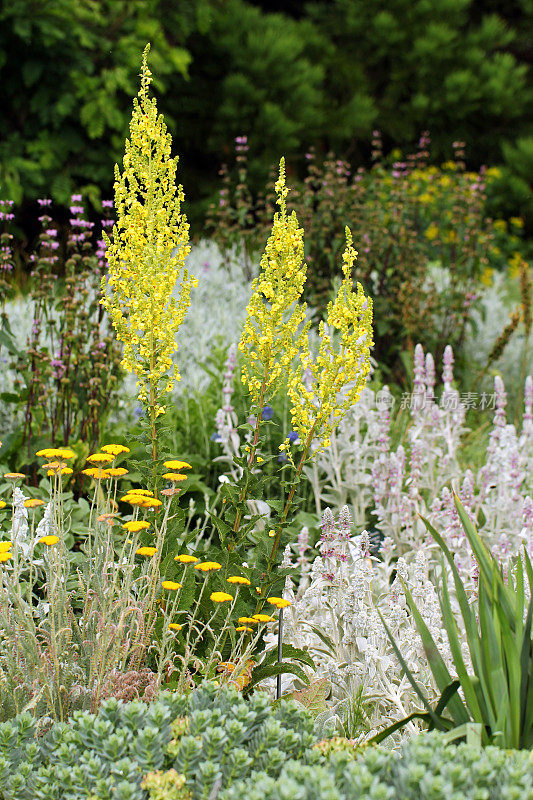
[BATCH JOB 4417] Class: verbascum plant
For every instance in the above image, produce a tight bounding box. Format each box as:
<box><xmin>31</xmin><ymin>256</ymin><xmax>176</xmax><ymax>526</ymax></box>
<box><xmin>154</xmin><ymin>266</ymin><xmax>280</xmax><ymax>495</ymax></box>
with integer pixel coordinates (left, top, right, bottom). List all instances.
<box><xmin>239</xmin><ymin>157</ymin><xmax>309</xmax><ymax>412</ymax></box>
<box><xmin>101</xmin><ymin>43</ymin><xmax>197</xmax><ymax>469</ymax></box>
<box><xmin>286</xmin><ymin>228</ymin><xmax>373</xmax><ymax>458</ymax></box>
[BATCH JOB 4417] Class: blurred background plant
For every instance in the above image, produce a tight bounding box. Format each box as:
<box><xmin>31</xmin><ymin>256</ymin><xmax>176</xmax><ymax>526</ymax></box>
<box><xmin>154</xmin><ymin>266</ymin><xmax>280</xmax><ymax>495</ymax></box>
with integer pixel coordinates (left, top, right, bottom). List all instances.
<box><xmin>1</xmin><ymin>0</ymin><xmax>531</xmax><ymax>226</ymax></box>
<box><xmin>0</xmin><ymin>196</ymin><xmax>122</xmax><ymax>470</ymax></box>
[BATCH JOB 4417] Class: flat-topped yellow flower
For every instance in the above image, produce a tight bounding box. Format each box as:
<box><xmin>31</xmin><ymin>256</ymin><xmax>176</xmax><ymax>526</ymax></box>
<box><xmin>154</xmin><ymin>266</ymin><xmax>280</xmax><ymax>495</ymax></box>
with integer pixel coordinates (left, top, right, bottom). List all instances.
<box><xmin>236</xmin><ymin>626</ymin><xmax>253</xmax><ymax>632</ymax></box>
<box><xmin>122</xmin><ymin>520</ymin><xmax>151</xmax><ymax>532</ymax></box>
<box><xmin>162</xmin><ymin>473</ymin><xmax>187</xmax><ymax>482</ymax></box>
<box><xmin>39</xmin><ymin>536</ymin><xmax>59</xmax><ymax>546</ymax></box>
<box><xmin>48</xmin><ymin>467</ymin><xmax>73</xmax><ymax>477</ymax></box>
<box><xmin>174</xmin><ymin>554</ymin><xmax>198</xmax><ymax>564</ymax></box>
<box><xmin>227</xmin><ymin>576</ymin><xmax>251</xmax><ymax>586</ymax></box>
<box><xmin>210</xmin><ymin>591</ymin><xmax>233</xmax><ymax>603</ymax></box>
<box><xmin>140</xmin><ymin>497</ymin><xmax>162</xmax><ymax>508</ymax></box>
<box><xmin>82</xmin><ymin>468</ymin><xmax>111</xmax><ymax>479</ymax></box>
<box><xmin>168</xmin><ymin>623</ymin><xmax>183</xmax><ymax>631</ymax></box>
<box><xmin>237</xmin><ymin>617</ymin><xmax>258</xmax><ymax>625</ymax></box>
<box><xmin>162</xmin><ymin>580</ymin><xmax>182</xmax><ymax>591</ymax></box>
<box><xmin>252</xmin><ymin>614</ymin><xmax>273</xmax><ymax>623</ymax></box>
<box><xmin>0</xmin><ymin>501</ymin><xmax>6</xmax><ymax>510</ymax></box>
<box><xmin>194</xmin><ymin>561</ymin><xmax>221</xmax><ymax>572</ymax></box>
<box><xmin>163</xmin><ymin>460</ymin><xmax>192</xmax><ymax>470</ymax></box>
<box><xmin>36</xmin><ymin>448</ymin><xmax>75</xmax><ymax>459</ymax></box>
<box><xmin>106</xmin><ymin>468</ymin><xmax>129</xmax><ymax>477</ymax></box>
<box><xmin>24</xmin><ymin>499</ymin><xmax>44</xmax><ymax>509</ymax></box>
<box><xmin>86</xmin><ymin>453</ymin><xmax>114</xmax><ymax>464</ymax></box>
<box><xmin>266</xmin><ymin>596</ymin><xmax>291</xmax><ymax>609</ymax></box>
<box><xmin>127</xmin><ymin>490</ymin><xmax>154</xmax><ymax>496</ymax></box>
<box><xmin>0</xmin><ymin>542</ymin><xmax>12</xmax><ymax>553</ymax></box>
<box><xmin>101</xmin><ymin>444</ymin><xmax>130</xmax><ymax>456</ymax></box>
<box><xmin>4</xmin><ymin>473</ymin><xmax>25</xmax><ymax>480</ymax></box>
<box><xmin>136</xmin><ymin>546</ymin><xmax>157</xmax><ymax>557</ymax></box>
<box><xmin>0</xmin><ymin>552</ymin><xmax>12</xmax><ymax>562</ymax></box>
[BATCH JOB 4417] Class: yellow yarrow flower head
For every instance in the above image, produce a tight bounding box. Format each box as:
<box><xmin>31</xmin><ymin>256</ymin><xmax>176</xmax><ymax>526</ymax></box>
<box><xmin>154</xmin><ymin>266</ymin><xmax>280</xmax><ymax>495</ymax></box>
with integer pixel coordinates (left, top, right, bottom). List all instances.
<box><xmin>194</xmin><ymin>561</ymin><xmax>222</xmax><ymax>572</ymax></box>
<box><xmin>163</xmin><ymin>460</ymin><xmax>191</xmax><ymax>470</ymax></box>
<box><xmin>101</xmin><ymin>444</ymin><xmax>130</xmax><ymax>456</ymax></box>
<box><xmin>100</xmin><ymin>44</ymin><xmax>197</xmax><ymax>415</ymax></box>
<box><xmin>168</xmin><ymin>623</ymin><xmax>183</xmax><ymax>631</ymax></box>
<box><xmin>39</xmin><ymin>536</ymin><xmax>59</xmax><ymax>546</ymax></box>
<box><xmin>227</xmin><ymin>576</ymin><xmax>251</xmax><ymax>586</ymax></box>
<box><xmin>122</xmin><ymin>520</ymin><xmax>151</xmax><ymax>532</ymax></box>
<box><xmin>266</xmin><ymin>596</ymin><xmax>291</xmax><ymax>609</ymax></box>
<box><xmin>239</xmin><ymin>157</ymin><xmax>310</xmax><ymax>406</ymax></box>
<box><xmin>174</xmin><ymin>554</ymin><xmax>198</xmax><ymax>564</ymax></box>
<box><xmin>86</xmin><ymin>453</ymin><xmax>114</xmax><ymax>464</ymax></box>
<box><xmin>24</xmin><ymin>499</ymin><xmax>44</xmax><ymax>509</ymax></box>
<box><xmin>210</xmin><ymin>591</ymin><xmax>233</xmax><ymax>603</ymax></box>
<box><xmin>136</xmin><ymin>546</ymin><xmax>157</xmax><ymax>557</ymax></box>
<box><xmin>162</xmin><ymin>580</ymin><xmax>182</xmax><ymax>591</ymax></box>
<box><xmin>287</xmin><ymin>228</ymin><xmax>373</xmax><ymax>456</ymax></box>
<box><xmin>0</xmin><ymin>552</ymin><xmax>12</xmax><ymax>562</ymax></box>
<box><xmin>0</xmin><ymin>501</ymin><xmax>7</xmax><ymax>510</ymax></box>
<box><xmin>0</xmin><ymin>542</ymin><xmax>12</xmax><ymax>552</ymax></box>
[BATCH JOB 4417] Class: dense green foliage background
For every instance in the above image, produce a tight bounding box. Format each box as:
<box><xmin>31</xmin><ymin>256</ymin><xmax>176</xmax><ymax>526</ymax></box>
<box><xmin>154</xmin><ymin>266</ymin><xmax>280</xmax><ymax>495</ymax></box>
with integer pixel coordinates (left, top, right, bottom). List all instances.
<box><xmin>1</xmin><ymin>0</ymin><xmax>531</xmax><ymax>224</ymax></box>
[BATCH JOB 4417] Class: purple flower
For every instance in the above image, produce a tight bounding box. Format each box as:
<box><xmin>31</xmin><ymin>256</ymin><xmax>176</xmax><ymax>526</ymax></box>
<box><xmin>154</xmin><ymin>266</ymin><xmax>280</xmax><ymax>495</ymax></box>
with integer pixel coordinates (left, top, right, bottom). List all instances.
<box><xmin>287</xmin><ymin>431</ymin><xmax>299</xmax><ymax>443</ymax></box>
<box><xmin>261</xmin><ymin>405</ymin><xmax>274</xmax><ymax>421</ymax></box>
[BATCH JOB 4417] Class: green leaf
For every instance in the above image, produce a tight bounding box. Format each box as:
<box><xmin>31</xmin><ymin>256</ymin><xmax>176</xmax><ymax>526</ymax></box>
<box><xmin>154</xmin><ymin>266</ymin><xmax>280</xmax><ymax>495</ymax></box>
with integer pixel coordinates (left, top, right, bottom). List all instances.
<box><xmin>249</xmin><ymin>661</ymin><xmax>310</xmax><ymax>688</ymax></box>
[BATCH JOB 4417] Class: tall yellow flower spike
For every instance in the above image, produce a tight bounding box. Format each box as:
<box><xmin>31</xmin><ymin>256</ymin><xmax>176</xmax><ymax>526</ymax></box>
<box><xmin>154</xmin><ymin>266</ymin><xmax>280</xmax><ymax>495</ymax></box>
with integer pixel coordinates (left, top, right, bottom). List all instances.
<box><xmin>239</xmin><ymin>157</ymin><xmax>309</xmax><ymax>407</ymax></box>
<box><xmin>287</xmin><ymin>227</ymin><xmax>373</xmax><ymax>456</ymax></box>
<box><xmin>101</xmin><ymin>43</ymin><xmax>197</xmax><ymax>417</ymax></box>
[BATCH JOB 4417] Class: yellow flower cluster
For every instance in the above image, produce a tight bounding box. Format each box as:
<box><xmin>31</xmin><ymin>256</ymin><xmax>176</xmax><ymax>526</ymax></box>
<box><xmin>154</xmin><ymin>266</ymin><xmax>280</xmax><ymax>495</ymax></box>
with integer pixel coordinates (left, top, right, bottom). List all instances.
<box><xmin>239</xmin><ymin>158</ymin><xmax>309</xmax><ymax>406</ymax></box>
<box><xmin>101</xmin><ymin>44</ymin><xmax>197</xmax><ymax>414</ymax></box>
<box><xmin>286</xmin><ymin>228</ymin><xmax>373</xmax><ymax>455</ymax></box>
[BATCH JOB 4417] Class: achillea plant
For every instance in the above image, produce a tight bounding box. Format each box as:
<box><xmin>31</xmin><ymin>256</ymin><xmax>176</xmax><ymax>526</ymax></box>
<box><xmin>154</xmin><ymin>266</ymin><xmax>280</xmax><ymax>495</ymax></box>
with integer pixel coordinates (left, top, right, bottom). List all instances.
<box><xmin>101</xmin><ymin>44</ymin><xmax>197</xmax><ymax>475</ymax></box>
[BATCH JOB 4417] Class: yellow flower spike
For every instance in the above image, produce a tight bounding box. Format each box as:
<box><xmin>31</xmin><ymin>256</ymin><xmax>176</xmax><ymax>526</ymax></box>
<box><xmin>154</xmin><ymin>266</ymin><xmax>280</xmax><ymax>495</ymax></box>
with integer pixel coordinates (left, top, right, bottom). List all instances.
<box><xmin>163</xmin><ymin>460</ymin><xmax>192</xmax><ymax>470</ymax></box>
<box><xmin>0</xmin><ymin>542</ymin><xmax>12</xmax><ymax>553</ymax></box>
<box><xmin>168</xmin><ymin>623</ymin><xmax>183</xmax><ymax>632</ymax></box>
<box><xmin>122</xmin><ymin>520</ymin><xmax>151</xmax><ymax>532</ymax></box>
<box><xmin>286</xmin><ymin>228</ymin><xmax>373</xmax><ymax>457</ymax></box>
<box><xmin>252</xmin><ymin>614</ymin><xmax>274</xmax><ymax>623</ymax></box>
<box><xmin>227</xmin><ymin>576</ymin><xmax>251</xmax><ymax>586</ymax></box>
<box><xmin>0</xmin><ymin>552</ymin><xmax>12</xmax><ymax>562</ymax></box>
<box><xmin>194</xmin><ymin>561</ymin><xmax>221</xmax><ymax>572</ymax></box>
<box><xmin>100</xmin><ymin>444</ymin><xmax>130</xmax><ymax>456</ymax></box>
<box><xmin>39</xmin><ymin>536</ymin><xmax>59</xmax><ymax>546</ymax></box>
<box><xmin>106</xmin><ymin>468</ymin><xmax>129</xmax><ymax>478</ymax></box>
<box><xmin>100</xmin><ymin>44</ymin><xmax>196</xmax><ymax>415</ymax></box>
<box><xmin>210</xmin><ymin>591</ymin><xmax>233</xmax><ymax>603</ymax></box>
<box><xmin>136</xmin><ymin>546</ymin><xmax>157</xmax><ymax>557</ymax></box>
<box><xmin>174</xmin><ymin>554</ymin><xmax>199</xmax><ymax>564</ymax></box>
<box><xmin>266</xmin><ymin>596</ymin><xmax>292</xmax><ymax>609</ymax></box>
<box><xmin>24</xmin><ymin>499</ymin><xmax>45</xmax><ymax>509</ymax></box>
<box><xmin>86</xmin><ymin>453</ymin><xmax>115</xmax><ymax>464</ymax></box>
<box><xmin>239</xmin><ymin>157</ymin><xmax>310</xmax><ymax>407</ymax></box>
<box><xmin>162</xmin><ymin>473</ymin><xmax>187</xmax><ymax>482</ymax></box>
<box><xmin>162</xmin><ymin>580</ymin><xmax>182</xmax><ymax>591</ymax></box>
<box><xmin>4</xmin><ymin>473</ymin><xmax>25</xmax><ymax>480</ymax></box>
